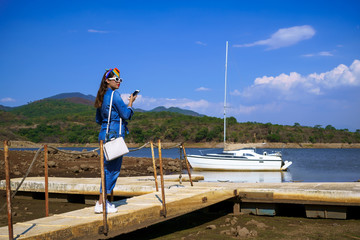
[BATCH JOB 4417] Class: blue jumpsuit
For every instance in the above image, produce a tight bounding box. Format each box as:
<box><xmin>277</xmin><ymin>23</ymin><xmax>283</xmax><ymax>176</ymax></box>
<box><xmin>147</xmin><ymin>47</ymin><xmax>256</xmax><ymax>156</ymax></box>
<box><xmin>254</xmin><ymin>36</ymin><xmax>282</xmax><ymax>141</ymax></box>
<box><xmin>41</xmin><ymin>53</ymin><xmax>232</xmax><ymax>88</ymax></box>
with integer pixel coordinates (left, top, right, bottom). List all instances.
<box><xmin>96</xmin><ymin>88</ymin><xmax>134</xmax><ymax>194</ymax></box>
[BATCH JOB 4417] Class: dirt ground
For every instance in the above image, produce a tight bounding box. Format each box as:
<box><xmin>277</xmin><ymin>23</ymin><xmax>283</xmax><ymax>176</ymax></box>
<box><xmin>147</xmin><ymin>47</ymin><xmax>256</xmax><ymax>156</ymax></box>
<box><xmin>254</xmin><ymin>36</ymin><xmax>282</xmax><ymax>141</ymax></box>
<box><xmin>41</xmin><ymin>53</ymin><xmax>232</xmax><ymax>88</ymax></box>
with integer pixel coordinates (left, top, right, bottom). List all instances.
<box><xmin>1</xmin><ymin>149</ymin><xmax>360</xmax><ymax>239</ymax></box>
<box><xmin>115</xmin><ymin>209</ymin><xmax>360</xmax><ymax>240</ymax></box>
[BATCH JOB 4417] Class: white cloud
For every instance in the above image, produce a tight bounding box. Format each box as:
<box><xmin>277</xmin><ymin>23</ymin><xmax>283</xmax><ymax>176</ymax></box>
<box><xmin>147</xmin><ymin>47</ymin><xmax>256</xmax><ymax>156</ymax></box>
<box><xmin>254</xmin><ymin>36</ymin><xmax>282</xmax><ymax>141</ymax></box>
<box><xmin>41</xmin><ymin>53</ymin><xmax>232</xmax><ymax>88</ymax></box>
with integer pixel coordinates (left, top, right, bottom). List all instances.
<box><xmin>88</xmin><ymin>29</ymin><xmax>109</xmax><ymax>34</ymax></box>
<box><xmin>226</xmin><ymin>102</ymin><xmax>285</xmax><ymax>116</ymax></box>
<box><xmin>195</xmin><ymin>41</ymin><xmax>207</xmax><ymax>46</ymax></box>
<box><xmin>169</xmin><ymin>99</ymin><xmax>211</xmax><ymax>110</ymax></box>
<box><xmin>121</xmin><ymin>94</ymin><xmax>217</xmax><ymax>114</ymax></box>
<box><xmin>233</xmin><ymin>25</ymin><xmax>315</xmax><ymax>50</ymax></box>
<box><xmin>195</xmin><ymin>87</ymin><xmax>210</xmax><ymax>91</ymax></box>
<box><xmin>302</xmin><ymin>53</ymin><xmax>315</xmax><ymax>57</ymax></box>
<box><xmin>0</xmin><ymin>97</ymin><xmax>16</xmax><ymax>103</ymax></box>
<box><xmin>309</xmin><ymin>59</ymin><xmax>360</xmax><ymax>88</ymax></box>
<box><xmin>319</xmin><ymin>51</ymin><xmax>333</xmax><ymax>56</ymax></box>
<box><xmin>229</xmin><ymin>104</ymin><xmax>259</xmax><ymax>114</ymax></box>
<box><xmin>302</xmin><ymin>51</ymin><xmax>333</xmax><ymax>57</ymax></box>
<box><xmin>242</xmin><ymin>59</ymin><xmax>360</xmax><ymax>98</ymax></box>
<box><xmin>230</xmin><ymin>89</ymin><xmax>241</xmax><ymax>96</ymax></box>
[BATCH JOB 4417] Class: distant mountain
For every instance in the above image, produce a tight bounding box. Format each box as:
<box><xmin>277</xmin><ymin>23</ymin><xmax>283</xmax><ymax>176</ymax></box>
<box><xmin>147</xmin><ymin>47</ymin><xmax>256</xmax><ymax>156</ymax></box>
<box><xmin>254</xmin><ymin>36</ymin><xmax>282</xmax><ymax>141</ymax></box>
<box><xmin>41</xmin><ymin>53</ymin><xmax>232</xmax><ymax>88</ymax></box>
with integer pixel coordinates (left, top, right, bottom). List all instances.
<box><xmin>1</xmin><ymin>92</ymin><xmax>203</xmax><ymax>117</ymax></box>
<box><xmin>149</xmin><ymin>106</ymin><xmax>204</xmax><ymax>117</ymax></box>
<box><xmin>133</xmin><ymin>108</ymin><xmax>146</xmax><ymax>113</ymax></box>
<box><xmin>0</xmin><ymin>105</ymin><xmax>13</xmax><ymax>111</ymax></box>
<box><xmin>47</xmin><ymin>92</ymin><xmax>96</xmax><ymax>106</ymax></box>
<box><xmin>48</xmin><ymin>93</ymin><xmax>203</xmax><ymax>116</ymax></box>
<box><xmin>66</xmin><ymin>97</ymin><xmax>94</xmax><ymax>106</ymax></box>
<box><xmin>9</xmin><ymin>98</ymin><xmax>94</xmax><ymax>118</ymax></box>
<box><xmin>48</xmin><ymin>92</ymin><xmax>96</xmax><ymax>102</ymax></box>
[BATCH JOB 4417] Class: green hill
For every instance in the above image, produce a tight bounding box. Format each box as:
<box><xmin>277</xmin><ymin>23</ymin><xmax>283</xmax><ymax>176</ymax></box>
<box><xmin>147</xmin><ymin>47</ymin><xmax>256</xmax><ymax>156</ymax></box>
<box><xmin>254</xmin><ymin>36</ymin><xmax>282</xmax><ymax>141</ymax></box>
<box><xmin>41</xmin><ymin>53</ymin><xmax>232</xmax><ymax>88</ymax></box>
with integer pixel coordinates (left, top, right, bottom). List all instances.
<box><xmin>0</xmin><ymin>98</ymin><xmax>359</xmax><ymax>144</ymax></box>
<box><xmin>150</xmin><ymin>106</ymin><xmax>204</xmax><ymax>117</ymax></box>
<box><xmin>10</xmin><ymin>99</ymin><xmax>94</xmax><ymax>118</ymax></box>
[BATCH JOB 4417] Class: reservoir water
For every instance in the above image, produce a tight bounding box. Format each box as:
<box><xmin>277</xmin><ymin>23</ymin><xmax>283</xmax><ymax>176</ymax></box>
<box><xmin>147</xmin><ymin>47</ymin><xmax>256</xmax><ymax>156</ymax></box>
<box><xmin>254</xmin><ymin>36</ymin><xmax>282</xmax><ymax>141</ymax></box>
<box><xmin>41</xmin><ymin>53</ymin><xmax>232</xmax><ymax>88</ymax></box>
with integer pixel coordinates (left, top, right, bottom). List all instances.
<box><xmin>129</xmin><ymin>147</ymin><xmax>360</xmax><ymax>183</ymax></box>
<box><xmin>10</xmin><ymin>147</ymin><xmax>360</xmax><ymax>183</ymax></box>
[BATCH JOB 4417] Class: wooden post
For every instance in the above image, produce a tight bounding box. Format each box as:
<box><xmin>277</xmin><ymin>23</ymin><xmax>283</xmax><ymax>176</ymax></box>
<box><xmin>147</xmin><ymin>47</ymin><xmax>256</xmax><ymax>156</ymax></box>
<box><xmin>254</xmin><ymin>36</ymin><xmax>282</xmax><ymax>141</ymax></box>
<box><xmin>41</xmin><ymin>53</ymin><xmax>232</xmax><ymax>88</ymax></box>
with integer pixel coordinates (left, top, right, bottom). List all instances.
<box><xmin>110</xmin><ymin>190</ymin><xmax>114</xmax><ymax>202</ymax></box>
<box><xmin>181</xmin><ymin>143</ymin><xmax>193</xmax><ymax>186</ymax></box>
<box><xmin>178</xmin><ymin>146</ymin><xmax>183</xmax><ymax>184</ymax></box>
<box><xmin>44</xmin><ymin>145</ymin><xmax>49</xmax><ymax>217</ymax></box>
<box><xmin>4</xmin><ymin>140</ymin><xmax>13</xmax><ymax>240</ymax></box>
<box><xmin>158</xmin><ymin>140</ymin><xmax>166</xmax><ymax>217</ymax></box>
<box><xmin>150</xmin><ymin>141</ymin><xmax>159</xmax><ymax>191</ymax></box>
<box><xmin>99</xmin><ymin>141</ymin><xmax>108</xmax><ymax>235</ymax></box>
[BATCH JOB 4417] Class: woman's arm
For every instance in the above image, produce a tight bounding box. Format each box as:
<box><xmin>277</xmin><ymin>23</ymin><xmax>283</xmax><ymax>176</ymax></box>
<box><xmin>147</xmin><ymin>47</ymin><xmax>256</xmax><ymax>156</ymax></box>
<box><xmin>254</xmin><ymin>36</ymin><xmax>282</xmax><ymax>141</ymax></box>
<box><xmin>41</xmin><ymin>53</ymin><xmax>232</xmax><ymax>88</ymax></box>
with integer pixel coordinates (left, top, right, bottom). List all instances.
<box><xmin>113</xmin><ymin>92</ymin><xmax>134</xmax><ymax>120</ymax></box>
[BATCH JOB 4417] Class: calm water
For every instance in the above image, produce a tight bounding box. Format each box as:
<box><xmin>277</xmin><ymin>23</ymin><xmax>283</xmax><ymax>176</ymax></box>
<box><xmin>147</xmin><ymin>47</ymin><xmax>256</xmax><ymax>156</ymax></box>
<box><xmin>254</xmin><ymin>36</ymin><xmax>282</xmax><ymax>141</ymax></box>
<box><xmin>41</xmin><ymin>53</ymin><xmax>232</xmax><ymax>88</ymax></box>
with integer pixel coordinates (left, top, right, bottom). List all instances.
<box><xmin>9</xmin><ymin>147</ymin><xmax>360</xmax><ymax>183</ymax></box>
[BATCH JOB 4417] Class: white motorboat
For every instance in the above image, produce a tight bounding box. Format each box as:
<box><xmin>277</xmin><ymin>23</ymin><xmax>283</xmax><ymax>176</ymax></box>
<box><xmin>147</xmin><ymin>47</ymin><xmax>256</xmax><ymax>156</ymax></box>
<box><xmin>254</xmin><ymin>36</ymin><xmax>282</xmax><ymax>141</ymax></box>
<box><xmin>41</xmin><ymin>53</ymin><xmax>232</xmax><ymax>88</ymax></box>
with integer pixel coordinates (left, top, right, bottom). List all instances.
<box><xmin>187</xmin><ymin>148</ymin><xmax>292</xmax><ymax>171</ymax></box>
<box><xmin>187</xmin><ymin>42</ymin><xmax>292</xmax><ymax>171</ymax></box>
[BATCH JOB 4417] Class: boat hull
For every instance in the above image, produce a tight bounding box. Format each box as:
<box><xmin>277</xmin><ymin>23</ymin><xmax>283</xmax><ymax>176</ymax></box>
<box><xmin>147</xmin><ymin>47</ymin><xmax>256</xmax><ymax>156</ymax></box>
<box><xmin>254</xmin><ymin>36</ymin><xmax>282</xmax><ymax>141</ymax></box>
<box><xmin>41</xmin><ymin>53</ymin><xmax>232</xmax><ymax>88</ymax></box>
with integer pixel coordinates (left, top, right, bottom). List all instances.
<box><xmin>187</xmin><ymin>154</ymin><xmax>290</xmax><ymax>171</ymax></box>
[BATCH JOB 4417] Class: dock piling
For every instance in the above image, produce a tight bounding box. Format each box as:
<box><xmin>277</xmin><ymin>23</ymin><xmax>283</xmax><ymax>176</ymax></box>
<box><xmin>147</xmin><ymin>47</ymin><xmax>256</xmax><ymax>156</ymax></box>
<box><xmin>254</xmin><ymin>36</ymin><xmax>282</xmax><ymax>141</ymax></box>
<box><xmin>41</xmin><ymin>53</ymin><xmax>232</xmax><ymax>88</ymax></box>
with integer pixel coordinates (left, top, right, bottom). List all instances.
<box><xmin>44</xmin><ymin>145</ymin><xmax>49</xmax><ymax>217</ymax></box>
<box><xmin>150</xmin><ymin>141</ymin><xmax>159</xmax><ymax>191</ymax></box>
<box><xmin>158</xmin><ymin>140</ymin><xmax>167</xmax><ymax>217</ymax></box>
<box><xmin>4</xmin><ymin>140</ymin><xmax>13</xmax><ymax>240</ymax></box>
<box><xmin>181</xmin><ymin>143</ymin><xmax>193</xmax><ymax>187</ymax></box>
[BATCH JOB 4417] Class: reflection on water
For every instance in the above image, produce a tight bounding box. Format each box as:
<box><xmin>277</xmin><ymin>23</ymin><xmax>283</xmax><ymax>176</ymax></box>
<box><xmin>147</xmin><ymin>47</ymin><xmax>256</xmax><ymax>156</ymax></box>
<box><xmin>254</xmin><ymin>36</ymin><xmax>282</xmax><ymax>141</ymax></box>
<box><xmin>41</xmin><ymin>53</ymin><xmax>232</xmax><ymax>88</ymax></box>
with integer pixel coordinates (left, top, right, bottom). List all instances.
<box><xmin>191</xmin><ymin>170</ymin><xmax>292</xmax><ymax>183</ymax></box>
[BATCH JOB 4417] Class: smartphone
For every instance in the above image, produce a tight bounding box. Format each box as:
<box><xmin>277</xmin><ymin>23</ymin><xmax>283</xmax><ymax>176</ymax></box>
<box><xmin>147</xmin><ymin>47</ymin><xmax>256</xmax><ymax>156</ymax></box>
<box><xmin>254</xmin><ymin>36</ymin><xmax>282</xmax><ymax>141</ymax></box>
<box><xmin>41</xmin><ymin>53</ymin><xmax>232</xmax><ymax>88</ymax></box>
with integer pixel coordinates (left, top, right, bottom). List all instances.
<box><xmin>132</xmin><ymin>90</ymin><xmax>140</xmax><ymax>97</ymax></box>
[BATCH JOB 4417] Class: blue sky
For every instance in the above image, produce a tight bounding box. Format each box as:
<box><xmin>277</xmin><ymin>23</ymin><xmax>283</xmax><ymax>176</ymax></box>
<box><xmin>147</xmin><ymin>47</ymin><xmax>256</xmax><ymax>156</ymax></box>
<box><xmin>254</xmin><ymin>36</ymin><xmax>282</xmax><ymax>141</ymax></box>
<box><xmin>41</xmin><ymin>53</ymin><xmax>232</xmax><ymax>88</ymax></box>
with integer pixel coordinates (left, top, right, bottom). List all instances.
<box><xmin>0</xmin><ymin>0</ymin><xmax>359</xmax><ymax>131</ymax></box>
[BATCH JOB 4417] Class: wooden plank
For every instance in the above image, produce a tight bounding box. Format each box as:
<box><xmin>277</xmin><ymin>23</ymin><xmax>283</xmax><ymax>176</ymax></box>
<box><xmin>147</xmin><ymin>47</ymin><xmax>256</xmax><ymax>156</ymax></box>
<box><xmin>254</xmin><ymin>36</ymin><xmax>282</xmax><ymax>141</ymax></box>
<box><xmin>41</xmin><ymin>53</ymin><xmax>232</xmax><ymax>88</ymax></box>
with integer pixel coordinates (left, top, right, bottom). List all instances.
<box><xmin>238</xmin><ymin>191</ymin><xmax>274</xmax><ymax>201</ymax></box>
<box><xmin>305</xmin><ymin>205</ymin><xmax>347</xmax><ymax>219</ymax></box>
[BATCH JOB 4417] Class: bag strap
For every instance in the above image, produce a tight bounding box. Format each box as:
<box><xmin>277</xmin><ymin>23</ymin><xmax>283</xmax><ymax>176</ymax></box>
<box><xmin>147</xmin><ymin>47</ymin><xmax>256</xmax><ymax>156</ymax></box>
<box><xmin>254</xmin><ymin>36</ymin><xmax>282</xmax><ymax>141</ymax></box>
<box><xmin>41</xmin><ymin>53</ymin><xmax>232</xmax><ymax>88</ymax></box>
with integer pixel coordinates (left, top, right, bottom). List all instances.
<box><xmin>105</xmin><ymin>91</ymin><xmax>122</xmax><ymax>139</ymax></box>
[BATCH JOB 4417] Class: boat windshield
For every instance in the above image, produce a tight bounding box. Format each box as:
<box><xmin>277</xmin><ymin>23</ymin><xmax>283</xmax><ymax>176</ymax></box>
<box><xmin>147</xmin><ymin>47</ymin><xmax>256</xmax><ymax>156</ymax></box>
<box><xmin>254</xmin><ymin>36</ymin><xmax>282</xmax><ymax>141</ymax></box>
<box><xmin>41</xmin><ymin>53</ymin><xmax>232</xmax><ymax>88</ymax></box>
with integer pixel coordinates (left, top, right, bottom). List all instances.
<box><xmin>243</xmin><ymin>153</ymin><xmax>254</xmax><ymax>157</ymax></box>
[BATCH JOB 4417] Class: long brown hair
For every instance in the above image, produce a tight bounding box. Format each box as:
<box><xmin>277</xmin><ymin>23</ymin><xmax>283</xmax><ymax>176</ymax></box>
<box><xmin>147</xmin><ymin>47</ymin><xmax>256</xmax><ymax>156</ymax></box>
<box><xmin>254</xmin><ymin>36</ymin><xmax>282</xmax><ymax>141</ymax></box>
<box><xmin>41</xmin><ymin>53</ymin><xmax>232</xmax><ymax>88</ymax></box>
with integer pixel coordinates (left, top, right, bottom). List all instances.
<box><xmin>94</xmin><ymin>70</ymin><xmax>115</xmax><ymax>108</ymax></box>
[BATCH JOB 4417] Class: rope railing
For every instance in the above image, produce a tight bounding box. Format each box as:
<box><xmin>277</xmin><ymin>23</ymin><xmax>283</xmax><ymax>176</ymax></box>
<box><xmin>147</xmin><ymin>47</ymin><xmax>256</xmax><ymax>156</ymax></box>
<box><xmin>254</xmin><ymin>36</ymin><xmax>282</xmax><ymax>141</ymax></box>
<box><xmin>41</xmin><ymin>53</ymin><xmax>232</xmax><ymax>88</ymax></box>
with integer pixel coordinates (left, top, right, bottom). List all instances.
<box><xmin>2</xmin><ymin>139</ymin><xmax>194</xmax><ymax>237</ymax></box>
<box><xmin>1</xmin><ymin>141</ymin><xmax>192</xmax><ymax>212</ymax></box>
<box><xmin>151</xmin><ymin>142</ymin><xmax>183</xmax><ymax>149</ymax></box>
<box><xmin>129</xmin><ymin>142</ymin><xmax>150</xmax><ymax>152</ymax></box>
<box><xmin>0</xmin><ymin>146</ymin><xmax>43</xmax><ymax>212</ymax></box>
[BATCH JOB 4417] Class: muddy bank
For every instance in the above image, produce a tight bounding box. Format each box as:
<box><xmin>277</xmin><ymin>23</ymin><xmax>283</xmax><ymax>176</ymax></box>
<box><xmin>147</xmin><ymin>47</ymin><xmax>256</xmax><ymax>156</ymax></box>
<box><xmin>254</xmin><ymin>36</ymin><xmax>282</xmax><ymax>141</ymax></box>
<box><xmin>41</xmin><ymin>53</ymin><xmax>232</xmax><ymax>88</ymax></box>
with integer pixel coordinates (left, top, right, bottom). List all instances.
<box><xmin>0</xmin><ymin>191</ymin><xmax>91</xmax><ymax>227</ymax></box>
<box><xmin>225</xmin><ymin>142</ymin><xmax>360</xmax><ymax>150</ymax></box>
<box><xmin>114</xmin><ymin>209</ymin><xmax>360</xmax><ymax>240</ymax></box>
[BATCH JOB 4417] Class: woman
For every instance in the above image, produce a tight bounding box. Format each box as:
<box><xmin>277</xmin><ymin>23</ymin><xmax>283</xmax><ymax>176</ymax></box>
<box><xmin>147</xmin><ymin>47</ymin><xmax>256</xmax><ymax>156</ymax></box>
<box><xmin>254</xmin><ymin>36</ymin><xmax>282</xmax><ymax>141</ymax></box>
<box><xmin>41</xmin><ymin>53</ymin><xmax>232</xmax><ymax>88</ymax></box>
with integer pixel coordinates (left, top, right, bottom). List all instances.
<box><xmin>94</xmin><ymin>68</ymin><xmax>137</xmax><ymax>213</ymax></box>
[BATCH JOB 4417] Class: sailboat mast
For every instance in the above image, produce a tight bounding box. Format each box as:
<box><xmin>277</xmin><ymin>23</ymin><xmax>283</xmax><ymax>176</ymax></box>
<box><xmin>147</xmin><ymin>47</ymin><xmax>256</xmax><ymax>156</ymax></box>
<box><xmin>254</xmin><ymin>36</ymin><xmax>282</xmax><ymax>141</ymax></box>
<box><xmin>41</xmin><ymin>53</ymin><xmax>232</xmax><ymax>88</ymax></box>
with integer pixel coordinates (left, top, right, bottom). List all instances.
<box><xmin>224</xmin><ymin>41</ymin><xmax>228</xmax><ymax>146</ymax></box>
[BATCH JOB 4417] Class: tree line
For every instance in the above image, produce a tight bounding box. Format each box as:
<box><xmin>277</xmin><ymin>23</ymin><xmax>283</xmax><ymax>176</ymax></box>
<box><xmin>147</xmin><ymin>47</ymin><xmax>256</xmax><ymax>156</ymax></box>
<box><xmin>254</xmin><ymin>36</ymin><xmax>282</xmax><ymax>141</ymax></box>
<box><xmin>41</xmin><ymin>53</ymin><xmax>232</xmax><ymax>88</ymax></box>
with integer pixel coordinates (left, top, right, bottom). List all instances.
<box><xmin>0</xmin><ymin>99</ymin><xmax>359</xmax><ymax>144</ymax></box>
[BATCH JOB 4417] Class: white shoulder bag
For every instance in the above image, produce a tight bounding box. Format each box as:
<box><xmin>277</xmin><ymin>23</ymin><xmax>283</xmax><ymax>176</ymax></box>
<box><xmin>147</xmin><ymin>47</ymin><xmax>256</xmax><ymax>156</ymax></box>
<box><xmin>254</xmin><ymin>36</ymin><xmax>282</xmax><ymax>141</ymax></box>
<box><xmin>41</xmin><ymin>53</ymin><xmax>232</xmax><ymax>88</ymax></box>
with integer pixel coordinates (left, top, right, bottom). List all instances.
<box><xmin>103</xmin><ymin>91</ymin><xmax>129</xmax><ymax>161</ymax></box>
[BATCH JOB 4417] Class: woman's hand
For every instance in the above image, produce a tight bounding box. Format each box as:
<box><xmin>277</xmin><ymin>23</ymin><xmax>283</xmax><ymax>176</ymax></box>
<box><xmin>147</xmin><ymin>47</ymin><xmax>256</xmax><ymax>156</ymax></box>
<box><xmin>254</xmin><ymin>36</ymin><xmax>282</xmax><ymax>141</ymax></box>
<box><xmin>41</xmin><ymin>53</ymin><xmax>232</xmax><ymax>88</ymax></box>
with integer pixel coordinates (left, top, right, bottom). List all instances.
<box><xmin>128</xmin><ymin>93</ymin><xmax>137</xmax><ymax>107</ymax></box>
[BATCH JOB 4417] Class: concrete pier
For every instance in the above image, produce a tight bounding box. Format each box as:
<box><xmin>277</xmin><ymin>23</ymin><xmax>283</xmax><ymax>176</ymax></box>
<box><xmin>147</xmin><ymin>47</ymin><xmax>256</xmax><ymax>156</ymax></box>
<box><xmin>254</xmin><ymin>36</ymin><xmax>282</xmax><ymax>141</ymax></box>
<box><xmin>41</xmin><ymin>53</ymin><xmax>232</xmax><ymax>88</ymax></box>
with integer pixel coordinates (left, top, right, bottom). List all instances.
<box><xmin>0</xmin><ymin>175</ymin><xmax>203</xmax><ymax>197</ymax></box>
<box><xmin>0</xmin><ymin>177</ymin><xmax>359</xmax><ymax>239</ymax></box>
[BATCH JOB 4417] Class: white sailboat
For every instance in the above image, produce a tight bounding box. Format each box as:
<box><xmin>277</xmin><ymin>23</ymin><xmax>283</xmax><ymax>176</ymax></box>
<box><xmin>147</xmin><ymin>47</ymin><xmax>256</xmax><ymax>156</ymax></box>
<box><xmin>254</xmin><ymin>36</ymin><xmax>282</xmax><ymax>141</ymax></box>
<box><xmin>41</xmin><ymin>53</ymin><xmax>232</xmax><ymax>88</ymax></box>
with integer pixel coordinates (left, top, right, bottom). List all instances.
<box><xmin>187</xmin><ymin>41</ymin><xmax>292</xmax><ymax>171</ymax></box>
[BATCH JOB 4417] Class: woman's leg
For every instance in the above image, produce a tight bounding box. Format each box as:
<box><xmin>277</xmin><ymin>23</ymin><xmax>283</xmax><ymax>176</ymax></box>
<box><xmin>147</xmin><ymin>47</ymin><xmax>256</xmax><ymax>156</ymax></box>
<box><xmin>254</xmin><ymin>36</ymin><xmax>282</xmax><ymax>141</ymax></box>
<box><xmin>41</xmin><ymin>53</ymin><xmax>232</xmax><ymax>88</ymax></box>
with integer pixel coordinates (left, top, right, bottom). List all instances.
<box><xmin>99</xmin><ymin>156</ymin><xmax>123</xmax><ymax>204</ymax></box>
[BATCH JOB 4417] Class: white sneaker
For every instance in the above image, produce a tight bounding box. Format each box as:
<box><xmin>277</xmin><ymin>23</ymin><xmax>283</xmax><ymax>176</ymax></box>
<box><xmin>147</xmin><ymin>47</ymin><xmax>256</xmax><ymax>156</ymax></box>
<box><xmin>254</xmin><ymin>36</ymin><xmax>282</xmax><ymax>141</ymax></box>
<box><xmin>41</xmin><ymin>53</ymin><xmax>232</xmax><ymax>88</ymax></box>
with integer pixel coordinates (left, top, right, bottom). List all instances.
<box><xmin>94</xmin><ymin>201</ymin><xmax>102</xmax><ymax>213</ymax></box>
<box><xmin>106</xmin><ymin>200</ymin><xmax>115</xmax><ymax>208</ymax></box>
<box><xmin>106</xmin><ymin>201</ymin><xmax>117</xmax><ymax>213</ymax></box>
<box><xmin>94</xmin><ymin>201</ymin><xmax>118</xmax><ymax>214</ymax></box>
